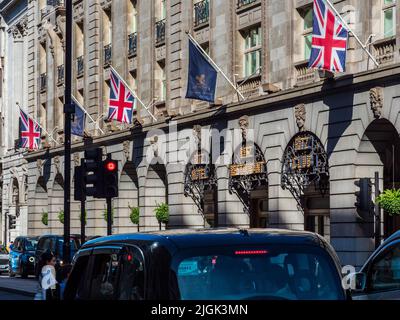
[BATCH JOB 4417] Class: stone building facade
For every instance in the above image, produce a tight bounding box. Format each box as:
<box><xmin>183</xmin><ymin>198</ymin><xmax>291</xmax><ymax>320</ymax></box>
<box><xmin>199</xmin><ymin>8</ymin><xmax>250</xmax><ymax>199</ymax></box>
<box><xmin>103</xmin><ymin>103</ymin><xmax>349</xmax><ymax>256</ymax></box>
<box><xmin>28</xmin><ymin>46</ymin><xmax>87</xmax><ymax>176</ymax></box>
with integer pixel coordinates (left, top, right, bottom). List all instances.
<box><xmin>0</xmin><ymin>0</ymin><xmax>399</xmax><ymax>268</ymax></box>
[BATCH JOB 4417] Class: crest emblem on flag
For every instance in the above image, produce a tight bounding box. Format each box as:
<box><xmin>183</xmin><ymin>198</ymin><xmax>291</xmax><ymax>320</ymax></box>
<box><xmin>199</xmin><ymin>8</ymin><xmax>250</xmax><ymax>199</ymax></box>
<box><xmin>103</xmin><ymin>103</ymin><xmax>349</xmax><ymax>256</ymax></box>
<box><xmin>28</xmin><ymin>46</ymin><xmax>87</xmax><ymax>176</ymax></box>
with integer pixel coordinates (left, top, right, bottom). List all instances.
<box><xmin>107</xmin><ymin>68</ymin><xmax>135</xmax><ymax>124</ymax></box>
<box><xmin>308</xmin><ymin>0</ymin><xmax>348</xmax><ymax>73</ymax></box>
<box><xmin>19</xmin><ymin>109</ymin><xmax>41</xmax><ymax>150</ymax></box>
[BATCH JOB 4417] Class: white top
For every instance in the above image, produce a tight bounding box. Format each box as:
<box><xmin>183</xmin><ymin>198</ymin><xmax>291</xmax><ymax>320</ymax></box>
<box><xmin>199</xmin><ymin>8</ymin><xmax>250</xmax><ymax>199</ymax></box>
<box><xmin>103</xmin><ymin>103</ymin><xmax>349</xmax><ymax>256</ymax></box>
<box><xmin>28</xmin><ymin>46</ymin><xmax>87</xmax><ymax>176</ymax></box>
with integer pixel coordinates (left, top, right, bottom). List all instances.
<box><xmin>41</xmin><ymin>265</ymin><xmax>57</xmax><ymax>290</ymax></box>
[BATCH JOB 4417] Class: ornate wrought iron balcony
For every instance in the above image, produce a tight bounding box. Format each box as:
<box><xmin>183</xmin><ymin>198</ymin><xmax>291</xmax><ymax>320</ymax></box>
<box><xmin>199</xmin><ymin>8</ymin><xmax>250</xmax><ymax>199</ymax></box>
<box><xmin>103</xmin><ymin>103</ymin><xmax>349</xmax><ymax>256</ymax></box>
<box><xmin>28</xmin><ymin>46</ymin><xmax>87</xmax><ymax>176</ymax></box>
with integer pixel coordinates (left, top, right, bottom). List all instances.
<box><xmin>104</xmin><ymin>44</ymin><xmax>112</xmax><ymax>67</ymax></box>
<box><xmin>194</xmin><ymin>0</ymin><xmax>209</xmax><ymax>28</ymax></box>
<box><xmin>128</xmin><ymin>32</ymin><xmax>137</xmax><ymax>57</ymax></box>
<box><xmin>77</xmin><ymin>55</ymin><xmax>84</xmax><ymax>78</ymax></box>
<box><xmin>41</xmin><ymin>0</ymin><xmax>65</xmax><ymax>19</ymax></box>
<box><xmin>57</xmin><ymin>64</ymin><xmax>64</xmax><ymax>85</ymax></box>
<box><xmin>237</xmin><ymin>0</ymin><xmax>257</xmax><ymax>9</ymax></box>
<box><xmin>40</xmin><ymin>73</ymin><xmax>47</xmax><ymax>92</ymax></box>
<box><xmin>155</xmin><ymin>19</ymin><xmax>166</xmax><ymax>45</ymax></box>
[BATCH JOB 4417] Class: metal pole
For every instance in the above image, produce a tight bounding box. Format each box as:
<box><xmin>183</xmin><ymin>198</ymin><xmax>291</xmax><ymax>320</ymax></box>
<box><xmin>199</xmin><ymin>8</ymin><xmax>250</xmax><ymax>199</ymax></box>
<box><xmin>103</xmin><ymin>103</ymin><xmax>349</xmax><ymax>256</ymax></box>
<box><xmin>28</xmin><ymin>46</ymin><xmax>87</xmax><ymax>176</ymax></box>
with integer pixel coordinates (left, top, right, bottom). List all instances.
<box><xmin>375</xmin><ymin>171</ymin><xmax>381</xmax><ymax>249</ymax></box>
<box><xmin>63</xmin><ymin>0</ymin><xmax>73</xmax><ymax>264</ymax></box>
<box><xmin>80</xmin><ymin>201</ymin><xmax>85</xmax><ymax>245</ymax></box>
<box><xmin>324</xmin><ymin>0</ymin><xmax>379</xmax><ymax>67</ymax></box>
<box><xmin>3</xmin><ymin>213</ymin><xmax>7</xmax><ymax>247</ymax></box>
<box><xmin>106</xmin><ymin>197</ymin><xmax>112</xmax><ymax>236</ymax></box>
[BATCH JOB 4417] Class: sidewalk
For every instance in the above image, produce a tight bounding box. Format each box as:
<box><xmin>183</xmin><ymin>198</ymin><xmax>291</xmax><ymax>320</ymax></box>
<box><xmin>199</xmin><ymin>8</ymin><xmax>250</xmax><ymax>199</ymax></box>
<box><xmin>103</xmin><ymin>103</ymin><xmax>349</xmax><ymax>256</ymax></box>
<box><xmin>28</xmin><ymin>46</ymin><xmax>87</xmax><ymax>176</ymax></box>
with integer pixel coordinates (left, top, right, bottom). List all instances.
<box><xmin>0</xmin><ymin>276</ymin><xmax>37</xmax><ymax>298</ymax></box>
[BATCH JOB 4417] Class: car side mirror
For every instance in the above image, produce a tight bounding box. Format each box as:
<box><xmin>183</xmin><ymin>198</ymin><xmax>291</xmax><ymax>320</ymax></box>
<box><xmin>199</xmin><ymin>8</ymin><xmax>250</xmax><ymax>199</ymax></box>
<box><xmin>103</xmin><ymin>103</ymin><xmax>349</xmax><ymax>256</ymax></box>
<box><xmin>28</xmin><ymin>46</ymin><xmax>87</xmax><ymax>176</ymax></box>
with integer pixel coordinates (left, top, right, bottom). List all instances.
<box><xmin>349</xmin><ymin>272</ymin><xmax>367</xmax><ymax>292</ymax></box>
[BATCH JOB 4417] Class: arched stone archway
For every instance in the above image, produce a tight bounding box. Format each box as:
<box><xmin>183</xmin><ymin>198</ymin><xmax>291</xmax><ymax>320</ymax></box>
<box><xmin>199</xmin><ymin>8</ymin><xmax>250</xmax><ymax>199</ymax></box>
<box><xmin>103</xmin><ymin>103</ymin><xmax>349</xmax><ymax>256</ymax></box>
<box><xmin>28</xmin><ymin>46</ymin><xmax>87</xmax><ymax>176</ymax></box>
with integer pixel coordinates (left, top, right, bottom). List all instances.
<box><xmin>229</xmin><ymin>141</ymin><xmax>268</xmax><ymax>228</ymax></box>
<box><xmin>143</xmin><ymin>164</ymin><xmax>168</xmax><ymax>231</ymax></box>
<box><xmin>116</xmin><ymin>162</ymin><xmax>139</xmax><ymax>233</ymax></box>
<box><xmin>356</xmin><ymin>119</ymin><xmax>400</xmax><ymax>238</ymax></box>
<box><xmin>281</xmin><ymin>131</ymin><xmax>330</xmax><ymax>238</ymax></box>
<box><xmin>31</xmin><ymin>177</ymin><xmax>48</xmax><ymax>236</ymax></box>
<box><xmin>50</xmin><ymin>174</ymin><xmax>64</xmax><ymax>234</ymax></box>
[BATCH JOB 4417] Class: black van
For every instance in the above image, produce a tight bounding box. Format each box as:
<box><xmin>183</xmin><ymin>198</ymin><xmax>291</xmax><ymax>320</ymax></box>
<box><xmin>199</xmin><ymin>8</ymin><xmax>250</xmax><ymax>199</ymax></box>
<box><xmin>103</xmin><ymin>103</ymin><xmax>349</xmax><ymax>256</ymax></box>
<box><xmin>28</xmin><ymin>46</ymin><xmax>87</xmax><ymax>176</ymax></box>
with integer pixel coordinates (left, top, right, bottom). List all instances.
<box><xmin>64</xmin><ymin>229</ymin><xmax>348</xmax><ymax>300</ymax></box>
<box><xmin>35</xmin><ymin>234</ymin><xmax>81</xmax><ymax>276</ymax></box>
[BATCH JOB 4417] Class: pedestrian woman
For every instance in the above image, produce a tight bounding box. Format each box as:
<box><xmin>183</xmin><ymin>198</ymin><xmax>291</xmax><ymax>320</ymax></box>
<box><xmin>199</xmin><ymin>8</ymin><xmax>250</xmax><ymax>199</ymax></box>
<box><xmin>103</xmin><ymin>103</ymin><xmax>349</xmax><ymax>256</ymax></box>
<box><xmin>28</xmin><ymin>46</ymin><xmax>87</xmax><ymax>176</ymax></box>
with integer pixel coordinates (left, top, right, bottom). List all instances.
<box><xmin>35</xmin><ymin>251</ymin><xmax>58</xmax><ymax>300</ymax></box>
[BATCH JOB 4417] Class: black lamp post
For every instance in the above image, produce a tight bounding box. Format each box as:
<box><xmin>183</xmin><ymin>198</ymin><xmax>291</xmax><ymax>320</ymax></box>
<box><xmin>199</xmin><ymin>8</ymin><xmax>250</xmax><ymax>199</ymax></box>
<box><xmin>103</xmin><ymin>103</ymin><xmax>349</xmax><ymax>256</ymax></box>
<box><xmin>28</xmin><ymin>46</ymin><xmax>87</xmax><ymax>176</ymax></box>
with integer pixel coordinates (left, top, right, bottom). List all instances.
<box><xmin>63</xmin><ymin>0</ymin><xmax>74</xmax><ymax>264</ymax></box>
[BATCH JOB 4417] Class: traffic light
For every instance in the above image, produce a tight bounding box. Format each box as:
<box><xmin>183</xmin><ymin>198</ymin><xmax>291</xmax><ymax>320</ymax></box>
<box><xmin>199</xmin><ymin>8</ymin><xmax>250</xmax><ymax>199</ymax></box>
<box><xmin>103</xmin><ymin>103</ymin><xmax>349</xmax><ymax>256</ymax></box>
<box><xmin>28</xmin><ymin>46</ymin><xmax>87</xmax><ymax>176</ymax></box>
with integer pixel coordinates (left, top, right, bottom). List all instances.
<box><xmin>83</xmin><ymin>148</ymin><xmax>104</xmax><ymax>198</ymax></box>
<box><xmin>355</xmin><ymin>178</ymin><xmax>373</xmax><ymax>220</ymax></box>
<box><xmin>8</xmin><ymin>215</ymin><xmax>16</xmax><ymax>230</ymax></box>
<box><xmin>74</xmin><ymin>163</ymin><xmax>86</xmax><ymax>202</ymax></box>
<box><xmin>103</xmin><ymin>158</ymin><xmax>119</xmax><ymax>198</ymax></box>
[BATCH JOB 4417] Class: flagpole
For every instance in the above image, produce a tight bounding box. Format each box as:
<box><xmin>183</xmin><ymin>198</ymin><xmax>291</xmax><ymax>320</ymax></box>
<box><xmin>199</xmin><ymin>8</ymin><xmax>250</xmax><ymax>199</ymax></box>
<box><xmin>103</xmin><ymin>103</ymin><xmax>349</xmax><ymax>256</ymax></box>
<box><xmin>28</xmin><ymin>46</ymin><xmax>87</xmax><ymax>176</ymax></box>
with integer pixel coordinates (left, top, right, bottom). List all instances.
<box><xmin>109</xmin><ymin>66</ymin><xmax>158</xmax><ymax>122</ymax></box>
<box><xmin>16</xmin><ymin>103</ymin><xmax>60</xmax><ymax>146</ymax></box>
<box><xmin>71</xmin><ymin>95</ymin><xmax>105</xmax><ymax>135</ymax></box>
<box><xmin>187</xmin><ymin>32</ymin><xmax>246</xmax><ymax>101</ymax></box>
<box><xmin>324</xmin><ymin>0</ymin><xmax>379</xmax><ymax>67</ymax></box>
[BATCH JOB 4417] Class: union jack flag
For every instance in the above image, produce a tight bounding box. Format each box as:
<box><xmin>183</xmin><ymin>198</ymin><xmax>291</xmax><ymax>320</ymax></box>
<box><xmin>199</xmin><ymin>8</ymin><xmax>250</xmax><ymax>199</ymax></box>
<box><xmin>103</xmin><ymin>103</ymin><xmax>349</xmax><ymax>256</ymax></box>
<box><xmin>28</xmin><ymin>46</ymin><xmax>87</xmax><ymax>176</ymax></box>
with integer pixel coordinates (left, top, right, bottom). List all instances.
<box><xmin>19</xmin><ymin>109</ymin><xmax>41</xmax><ymax>150</ymax></box>
<box><xmin>107</xmin><ymin>68</ymin><xmax>135</xmax><ymax>124</ymax></box>
<box><xmin>308</xmin><ymin>0</ymin><xmax>349</xmax><ymax>73</ymax></box>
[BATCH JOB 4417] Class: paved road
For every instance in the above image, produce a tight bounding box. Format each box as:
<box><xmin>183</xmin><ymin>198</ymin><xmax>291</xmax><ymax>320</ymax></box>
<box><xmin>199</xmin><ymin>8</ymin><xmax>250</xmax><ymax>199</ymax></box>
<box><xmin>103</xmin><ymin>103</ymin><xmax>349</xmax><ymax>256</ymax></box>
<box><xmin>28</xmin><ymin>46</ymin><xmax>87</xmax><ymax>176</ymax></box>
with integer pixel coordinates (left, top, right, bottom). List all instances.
<box><xmin>0</xmin><ymin>275</ymin><xmax>37</xmax><ymax>299</ymax></box>
<box><xmin>0</xmin><ymin>289</ymin><xmax>31</xmax><ymax>300</ymax></box>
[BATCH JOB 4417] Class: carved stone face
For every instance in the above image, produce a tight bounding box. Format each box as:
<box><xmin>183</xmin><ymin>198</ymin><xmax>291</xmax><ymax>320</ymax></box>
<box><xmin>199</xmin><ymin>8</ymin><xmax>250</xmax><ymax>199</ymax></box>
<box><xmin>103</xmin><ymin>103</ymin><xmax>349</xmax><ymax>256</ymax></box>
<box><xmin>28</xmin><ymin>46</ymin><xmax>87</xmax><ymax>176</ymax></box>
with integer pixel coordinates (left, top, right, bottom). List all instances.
<box><xmin>295</xmin><ymin>104</ymin><xmax>306</xmax><ymax>131</ymax></box>
<box><xmin>370</xmin><ymin>87</ymin><xmax>383</xmax><ymax>119</ymax></box>
<box><xmin>239</xmin><ymin>116</ymin><xmax>249</xmax><ymax>141</ymax></box>
<box><xmin>193</xmin><ymin>125</ymin><xmax>202</xmax><ymax>148</ymax></box>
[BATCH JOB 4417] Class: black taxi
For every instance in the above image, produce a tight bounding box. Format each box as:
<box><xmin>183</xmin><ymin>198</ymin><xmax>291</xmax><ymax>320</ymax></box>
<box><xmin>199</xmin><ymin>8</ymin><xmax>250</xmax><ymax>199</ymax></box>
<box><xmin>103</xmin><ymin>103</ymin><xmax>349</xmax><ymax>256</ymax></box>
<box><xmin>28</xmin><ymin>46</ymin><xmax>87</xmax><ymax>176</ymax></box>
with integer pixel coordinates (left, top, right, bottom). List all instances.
<box><xmin>64</xmin><ymin>229</ymin><xmax>347</xmax><ymax>300</ymax></box>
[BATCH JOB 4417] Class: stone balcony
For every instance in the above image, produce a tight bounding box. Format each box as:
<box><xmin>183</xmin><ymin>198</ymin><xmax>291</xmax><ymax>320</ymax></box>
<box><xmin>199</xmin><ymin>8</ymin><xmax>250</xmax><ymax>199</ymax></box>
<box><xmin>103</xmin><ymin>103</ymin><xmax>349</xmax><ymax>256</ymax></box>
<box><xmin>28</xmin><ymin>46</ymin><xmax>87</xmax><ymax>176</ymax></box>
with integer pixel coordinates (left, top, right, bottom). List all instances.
<box><xmin>374</xmin><ymin>36</ymin><xmax>397</xmax><ymax>66</ymax></box>
<box><xmin>237</xmin><ymin>74</ymin><xmax>262</xmax><ymax>99</ymax></box>
<box><xmin>294</xmin><ymin>60</ymin><xmax>315</xmax><ymax>86</ymax></box>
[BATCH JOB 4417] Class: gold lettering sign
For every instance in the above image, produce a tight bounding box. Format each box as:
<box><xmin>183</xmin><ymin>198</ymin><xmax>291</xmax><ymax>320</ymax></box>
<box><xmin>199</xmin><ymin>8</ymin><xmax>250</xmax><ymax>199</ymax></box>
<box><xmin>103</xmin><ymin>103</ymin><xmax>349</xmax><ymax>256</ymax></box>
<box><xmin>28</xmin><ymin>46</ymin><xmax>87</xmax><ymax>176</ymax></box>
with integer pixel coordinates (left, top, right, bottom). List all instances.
<box><xmin>240</xmin><ymin>146</ymin><xmax>253</xmax><ymax>158</ymax></box>
<box><xmin>230</xmin><ymin>162</ymin><xmax>266</xmax><ymax>177</ymax></box>
<box><xmin>294</xmin><ymin>136</ymin><xmax>311</xmax><ymax>151</ymax></box>
<box><xmin>191</xmin><ymin>167</ymin><xmax>208</xmax><ymax>180</ymax></box>
<box><xmin>291</xmin><ymin>155</ymin><xmax>312</xmax><ymax>170</ymax></box>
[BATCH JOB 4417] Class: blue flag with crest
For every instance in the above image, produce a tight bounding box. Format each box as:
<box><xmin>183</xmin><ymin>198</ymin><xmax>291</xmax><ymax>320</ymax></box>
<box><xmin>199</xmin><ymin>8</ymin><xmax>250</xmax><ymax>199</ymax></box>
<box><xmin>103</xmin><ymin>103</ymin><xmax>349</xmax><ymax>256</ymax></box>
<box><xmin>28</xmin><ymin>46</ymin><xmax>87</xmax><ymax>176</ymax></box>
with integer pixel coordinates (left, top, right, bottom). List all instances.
<box><xmin>185</xmin><ymin>38</ymin><xmax>218</xmax><ymax>103</ymax></box>
<box><xmin>71</xmin><ymin>98</ymin><xmax>86</xmax><ymax>137</ymax></box>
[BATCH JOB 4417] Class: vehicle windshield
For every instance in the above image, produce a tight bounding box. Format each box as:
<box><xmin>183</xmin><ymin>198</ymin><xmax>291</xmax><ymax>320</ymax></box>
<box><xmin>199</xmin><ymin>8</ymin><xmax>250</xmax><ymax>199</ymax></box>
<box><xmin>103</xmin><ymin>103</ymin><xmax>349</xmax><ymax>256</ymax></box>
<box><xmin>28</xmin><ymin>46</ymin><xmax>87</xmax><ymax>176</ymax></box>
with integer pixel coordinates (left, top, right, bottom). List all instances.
<box><xmin>173</xmin><ymin>245</ymin><xmax>344</xmax><ymax>300</ymax></box>
<box><xmin>25</xmin><ymin>239</ymin><xmax>38</xmax><ymax>251</ymax></box>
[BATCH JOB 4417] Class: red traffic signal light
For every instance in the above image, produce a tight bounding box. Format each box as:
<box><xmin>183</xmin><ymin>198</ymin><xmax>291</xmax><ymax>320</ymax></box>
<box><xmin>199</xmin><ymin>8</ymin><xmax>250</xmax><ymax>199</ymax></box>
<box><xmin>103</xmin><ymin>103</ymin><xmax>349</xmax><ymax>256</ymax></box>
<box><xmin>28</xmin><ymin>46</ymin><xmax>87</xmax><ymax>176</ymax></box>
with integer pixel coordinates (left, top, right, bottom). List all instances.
<box><xmin>105</xmin><ymin>160</ymin><xmax>117</xmax><ymax>172</ymax></box>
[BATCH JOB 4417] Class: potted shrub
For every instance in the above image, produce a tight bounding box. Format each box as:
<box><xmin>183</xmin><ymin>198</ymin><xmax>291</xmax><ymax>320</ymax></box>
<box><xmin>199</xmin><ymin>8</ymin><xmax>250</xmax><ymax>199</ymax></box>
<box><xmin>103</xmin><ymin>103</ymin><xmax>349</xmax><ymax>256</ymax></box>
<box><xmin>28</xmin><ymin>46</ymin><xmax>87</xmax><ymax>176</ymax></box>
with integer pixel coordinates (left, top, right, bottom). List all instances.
<box><xmin>129</xmin><ymin>206</ymin><xmax>140</xmax><ymax>232</ymax></box>
<box><xmin>154</xmin><ymin>202</ymin><xmax>169</xmax><ymax>230</ymax></box>
<box><xmin>376</xmin><ymin>189</ymin><xmax>400</xmax><ymax>216</ymax></box>
<box><xmin>79</xmin><ymin>210</ymin><xmax>87</xmax><ymax>226</ymax></box>
<box><xmin>41</xmin><ymin>211</ymin><xmax>48</xmax><ymax>226</ymax></box>
<box><xmin>103</xmin><ymin>207</ymin><xmax>114</xmax><ymax>225</ymax></box>
<box><xmin>58</xmin><ymin>210</ymin><xmax>64</xmax><ymax>224</ymax></box>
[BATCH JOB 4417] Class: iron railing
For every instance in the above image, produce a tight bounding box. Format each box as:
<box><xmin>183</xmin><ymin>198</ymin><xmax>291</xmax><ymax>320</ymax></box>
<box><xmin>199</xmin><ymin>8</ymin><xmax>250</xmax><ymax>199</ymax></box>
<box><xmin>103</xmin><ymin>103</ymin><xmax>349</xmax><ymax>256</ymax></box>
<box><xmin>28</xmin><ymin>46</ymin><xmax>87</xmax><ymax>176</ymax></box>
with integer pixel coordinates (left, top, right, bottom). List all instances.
<box><xmin>77</xmin><ymin>55</ymin><xmax>84</xmax><ymax>77</ymax></box>
<box><xmin>41</xmin><ymin>0</ymin><xmax>65</xmax><ymax>19</ymax></box>
<box><xmin>40</xmin><ymin>73</ymin><xmax>47</xmax><ymax>92</ymax></box>
<box><xmin>155</xmin><ymin>19</ymin><xmax>166</xmax><ymax>45</ymax></box>
<box><xmin>57</xmin><ymin>64</ymin><xmax>64</xmax><ymax>85</ymax></box>
<box><xmin>128</xmin><ymin>32</ymin><xmax>137</xmax><ymax>57</ymax></box>
<box><xmin>194</xmin><ymin>0</ymin><xmax>209</xmax><ymax>27</ymax></box>
<box><xmin>104</xmin><ymin>44</ymin><xmax>112</xmax><ymax>67</ymax></box>
<box><xmin>237</xmin><ymin>0</ymin><xmax>257</xmax><ymax>9</ymax></box>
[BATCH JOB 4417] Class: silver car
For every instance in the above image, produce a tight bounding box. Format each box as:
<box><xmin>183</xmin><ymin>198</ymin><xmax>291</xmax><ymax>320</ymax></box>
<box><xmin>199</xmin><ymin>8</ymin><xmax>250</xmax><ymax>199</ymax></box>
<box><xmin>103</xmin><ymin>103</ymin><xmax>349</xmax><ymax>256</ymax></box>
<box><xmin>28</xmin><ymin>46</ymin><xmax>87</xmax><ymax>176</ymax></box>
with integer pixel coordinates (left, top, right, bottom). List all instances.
<box><xmin>0</xmin><ymin>246</ymin><xmax>9</xmax><ymax>274</ymax></box>
<box><xmin>351</xmin><ymin>230</ymin><xmax>400</xmax><ymax>300</ymax></box>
